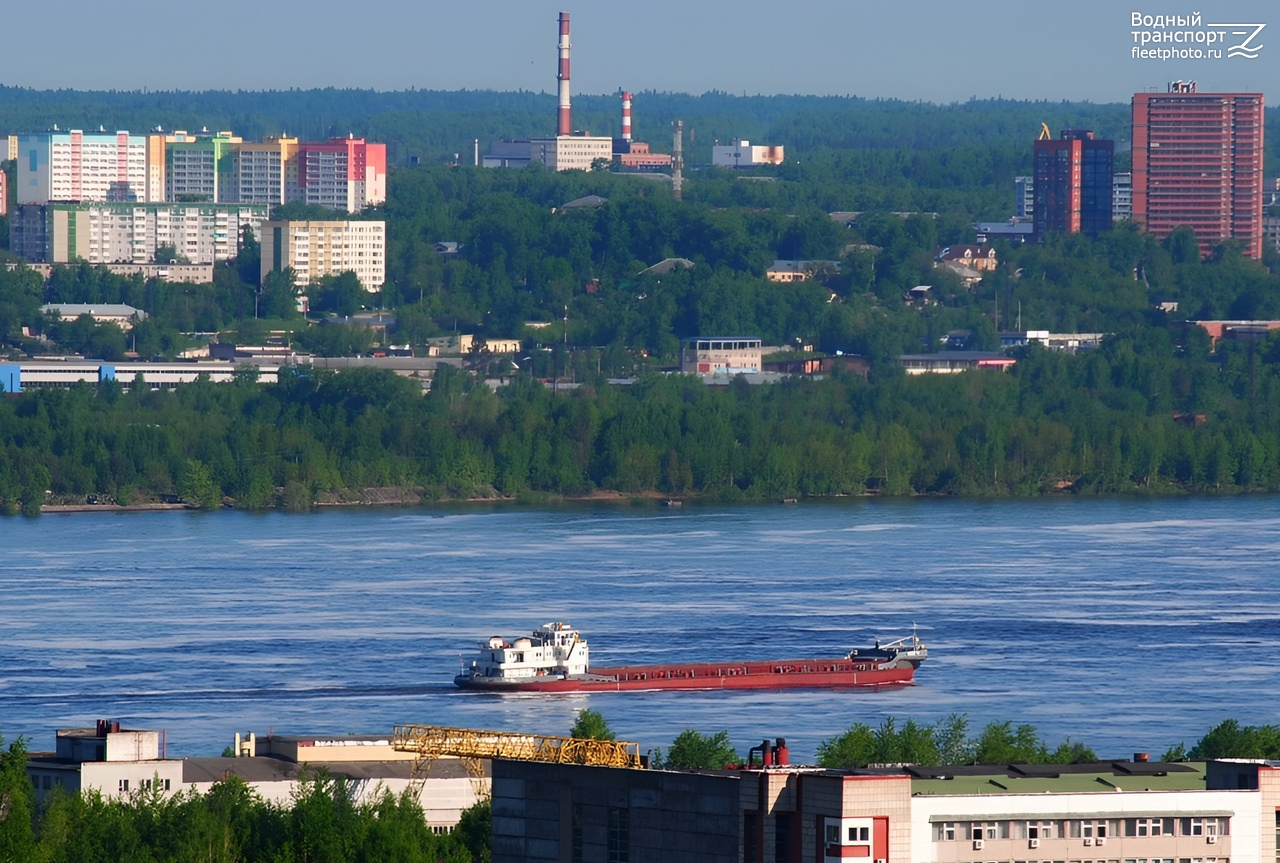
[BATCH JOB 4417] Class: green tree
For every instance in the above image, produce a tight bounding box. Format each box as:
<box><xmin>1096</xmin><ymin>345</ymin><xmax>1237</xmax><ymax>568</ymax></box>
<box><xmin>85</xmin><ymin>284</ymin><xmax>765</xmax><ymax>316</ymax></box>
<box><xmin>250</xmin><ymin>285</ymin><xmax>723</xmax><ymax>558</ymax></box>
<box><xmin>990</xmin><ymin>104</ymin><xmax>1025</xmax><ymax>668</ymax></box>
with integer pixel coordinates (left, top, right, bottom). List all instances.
<box><xmin>179</xmin><ymin>459</ymin><xmax>221</xmax><ymax>510</ymax></box>
<box><xmin>454</xmin><ymin>798</ymin><xmax>492</xmax><ymax>863</ymax></box>
<box><xmin>0</xmin><ymin>733</ymin><xmax>35</xmax><ymax>863</ymax></box>
<box><xmin>1188</xmin><ymin>719</ymin><xmax>1280</xmax><ymax>759</ymax></box>
<box><xmin>569</xmin><ymin>709</ymin><xmax>616</xmax><ymax>741</ymax></box>
<box><xmin>972</xmin><ymin>721</ymin><xmax>1047</xmax><ymax>763</ymax></box>
<box><xmin>816</xmin><ymin>722</ymin><xmax>876</xmax><ymax>768</ymax></box>
<box><xmin>658</xmin><ymin>729</ymin><xmax>739</xmax><ymax>770</ymax></box>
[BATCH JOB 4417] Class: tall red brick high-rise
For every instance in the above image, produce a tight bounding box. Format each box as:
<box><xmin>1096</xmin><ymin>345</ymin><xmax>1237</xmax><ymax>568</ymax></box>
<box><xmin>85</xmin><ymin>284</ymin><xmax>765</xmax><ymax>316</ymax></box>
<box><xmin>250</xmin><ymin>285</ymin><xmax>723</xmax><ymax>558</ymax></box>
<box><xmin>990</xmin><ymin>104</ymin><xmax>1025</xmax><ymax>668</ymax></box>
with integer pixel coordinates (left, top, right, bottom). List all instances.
<box><xmin>1131</xmin><ymin>80</ymin><xmax>1264</xmax><ymax>259</ymax></box>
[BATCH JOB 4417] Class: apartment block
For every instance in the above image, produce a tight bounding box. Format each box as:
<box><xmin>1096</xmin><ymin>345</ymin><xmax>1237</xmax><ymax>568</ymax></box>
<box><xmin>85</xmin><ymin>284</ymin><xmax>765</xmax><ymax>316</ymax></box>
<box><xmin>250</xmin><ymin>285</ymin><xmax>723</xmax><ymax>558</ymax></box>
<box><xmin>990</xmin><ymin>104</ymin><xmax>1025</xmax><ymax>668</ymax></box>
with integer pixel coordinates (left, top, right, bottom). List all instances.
<box><xmin>17</xmin><ymin>130</ymin><xmax>154</xmax><ymax>204</ymax></box>
<box><xmin>230</xmin><ymin>136</ymin><xmax>299</xmax><ymax>205</ymax></box>
<box><xmin>164</xmin><ymin>130</ymin><xmax>240</xmax><ymax>203</ymax></box>
<box><xmin>260</xmin><ymin>220</ymin><xmax>386</xmax><ymax>290</ymax></box>
<box><xmin>297</xmin><ymin>137</ymin><xmax>386</xmax><ymax>212</ymax></box>
<box><xmin>1033</xmin><ymin>129</ymin><xmax>1114</xmax><ymax>240</ymax></box>
<box><xmin>10</xmin><ymin>202</ymin><xmax>267</xmax><ymax>264</ymax></box>
<box><xmin>1132</xmin><ymin>81</ymin><xmax>1264</xmax><ymax>259</ymax></box>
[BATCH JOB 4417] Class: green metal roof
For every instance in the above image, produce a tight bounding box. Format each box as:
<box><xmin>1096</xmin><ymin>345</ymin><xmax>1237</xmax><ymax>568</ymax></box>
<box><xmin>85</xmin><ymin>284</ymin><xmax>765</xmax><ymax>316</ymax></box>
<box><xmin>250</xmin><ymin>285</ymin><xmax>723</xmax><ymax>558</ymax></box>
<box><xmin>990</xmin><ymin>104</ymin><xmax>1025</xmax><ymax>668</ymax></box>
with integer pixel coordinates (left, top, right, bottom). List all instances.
<box><xmin>911</xmin><ymin>763</ymin><xmax>1208</xmax><ymax>797</ymax></box>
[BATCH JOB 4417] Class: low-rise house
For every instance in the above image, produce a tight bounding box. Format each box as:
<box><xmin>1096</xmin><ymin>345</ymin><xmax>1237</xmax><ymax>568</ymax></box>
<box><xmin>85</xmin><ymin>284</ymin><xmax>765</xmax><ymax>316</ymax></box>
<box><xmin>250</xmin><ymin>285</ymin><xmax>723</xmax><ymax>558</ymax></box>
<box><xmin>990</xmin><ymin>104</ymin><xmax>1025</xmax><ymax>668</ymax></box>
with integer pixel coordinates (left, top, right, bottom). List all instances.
<box><xmin>40</xmin><ymin>303</ymin><xmax>147</xmax><ymax>330</ymax></box>
<box><xmin>934</xmin><ymin>244</ymin><xmax>998</xmax><ymax>271</ymax></box>
<box><xmin>899</xmin><ymin>351</ymin><xmax>1017</xmax><ymax>374</ymax></box>
<box><xmin>766</xmin><ymin>259</ymin><xmax>841</xmax><ymax>283</ymax></box>
<box><xmin>680</xmin><ymin>337</ymin><xmax>763</xmax><ymax>374</ymax></box>
<box><xmin>905</xmin><ymin>285</ymin><xmax>935</xmax><ymax>305</ymax></box>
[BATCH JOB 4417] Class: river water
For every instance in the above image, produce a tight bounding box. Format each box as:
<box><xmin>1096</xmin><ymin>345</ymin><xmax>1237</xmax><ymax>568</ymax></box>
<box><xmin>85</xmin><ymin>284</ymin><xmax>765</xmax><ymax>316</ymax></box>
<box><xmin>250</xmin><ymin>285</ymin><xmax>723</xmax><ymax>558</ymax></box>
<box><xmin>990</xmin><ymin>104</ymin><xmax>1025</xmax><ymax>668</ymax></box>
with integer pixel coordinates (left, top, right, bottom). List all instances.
<box><xmin>2</xmin><ymin>496</ymin><xmax>1278</xmax><ymax>762</ymax></box>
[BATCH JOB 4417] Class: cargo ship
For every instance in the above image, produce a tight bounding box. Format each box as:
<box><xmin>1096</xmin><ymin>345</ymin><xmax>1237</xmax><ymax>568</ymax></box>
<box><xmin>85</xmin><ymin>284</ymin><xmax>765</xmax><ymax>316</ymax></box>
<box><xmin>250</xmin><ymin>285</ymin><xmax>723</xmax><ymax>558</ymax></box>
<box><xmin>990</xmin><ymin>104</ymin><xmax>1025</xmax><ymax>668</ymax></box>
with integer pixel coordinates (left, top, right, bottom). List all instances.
<box><xmin>452</xmin><ymin>622</ymin><xmax>927</xmax><ymax>693</ymax></box>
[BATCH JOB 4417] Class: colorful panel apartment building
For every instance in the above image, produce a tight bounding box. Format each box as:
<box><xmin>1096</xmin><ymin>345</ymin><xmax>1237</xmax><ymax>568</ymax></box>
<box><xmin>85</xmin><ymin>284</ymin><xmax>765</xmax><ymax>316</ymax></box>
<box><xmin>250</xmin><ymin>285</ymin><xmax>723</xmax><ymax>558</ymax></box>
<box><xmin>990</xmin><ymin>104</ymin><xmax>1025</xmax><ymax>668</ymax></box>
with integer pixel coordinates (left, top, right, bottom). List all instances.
<box><xmin>297</xmin><ymin>137</ymin><xmax>386</xmax><ymax>212</ymax></box>
<box><xmin>17</xmin><ymin>131</ymin><xmax>154</xmax><ymax>204</ymax></box>
<box><xmin>164</xmin><ymin>131</ymin><xmax>241</xmax><ymax>203</ymax></box>
<box><xmin>230</xmin><ymin>136</ymin><xmax>299</xmax><ymax>205</ymax></box>
<box><xmin>1132</xmin><ymin>81</ymin><xmax>1264</xmax><ymax>259</ymax></box>
<box><xmin>260</xmin><ymin>220</ymin><xmax>386</xmax><ymax>291</ymax></box>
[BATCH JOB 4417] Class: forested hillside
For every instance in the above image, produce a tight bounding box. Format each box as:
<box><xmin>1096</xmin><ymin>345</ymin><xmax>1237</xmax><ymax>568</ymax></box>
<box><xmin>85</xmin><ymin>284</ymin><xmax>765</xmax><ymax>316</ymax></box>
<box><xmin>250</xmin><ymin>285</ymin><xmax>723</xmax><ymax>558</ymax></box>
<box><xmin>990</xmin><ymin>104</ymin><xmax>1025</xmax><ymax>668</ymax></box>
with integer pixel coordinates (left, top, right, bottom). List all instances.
<box><xmin>3</xmin><ymin>89</ymin><xmax>1280</xmax><ymax>511</ymax></box>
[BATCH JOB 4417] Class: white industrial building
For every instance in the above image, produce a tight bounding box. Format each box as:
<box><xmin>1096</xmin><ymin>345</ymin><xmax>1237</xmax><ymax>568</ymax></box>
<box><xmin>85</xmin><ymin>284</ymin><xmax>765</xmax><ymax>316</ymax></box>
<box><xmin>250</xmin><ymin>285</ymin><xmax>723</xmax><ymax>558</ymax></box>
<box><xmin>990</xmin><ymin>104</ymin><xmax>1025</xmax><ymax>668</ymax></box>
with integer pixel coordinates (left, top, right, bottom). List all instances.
<box><xmin>712</xmin><ymin>140</ymin><xmax>785</xmax><ymax>168</ymax></box>
<box><xmin>26</xmin><ymin>722</ymin><xmax>484</xmax><ymax>833</ymax></box>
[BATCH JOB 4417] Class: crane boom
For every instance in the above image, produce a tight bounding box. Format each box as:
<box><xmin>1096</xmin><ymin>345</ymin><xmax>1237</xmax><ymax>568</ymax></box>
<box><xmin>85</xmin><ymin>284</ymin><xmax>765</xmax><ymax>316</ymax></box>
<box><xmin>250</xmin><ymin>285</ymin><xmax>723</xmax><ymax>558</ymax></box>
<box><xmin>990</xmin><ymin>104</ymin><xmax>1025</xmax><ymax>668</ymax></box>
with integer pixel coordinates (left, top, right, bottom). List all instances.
<box><xmin>392</xmin><ymin>724</ymin><xmax>643</xmax><ymax>769</ymax></box>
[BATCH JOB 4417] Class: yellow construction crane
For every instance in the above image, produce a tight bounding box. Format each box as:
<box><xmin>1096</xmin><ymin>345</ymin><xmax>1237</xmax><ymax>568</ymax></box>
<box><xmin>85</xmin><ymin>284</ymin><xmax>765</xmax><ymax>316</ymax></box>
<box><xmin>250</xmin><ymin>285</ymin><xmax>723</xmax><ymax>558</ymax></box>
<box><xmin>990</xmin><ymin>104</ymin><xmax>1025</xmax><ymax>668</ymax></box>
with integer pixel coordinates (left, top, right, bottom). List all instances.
<box><xmin>392</xmin><ymin>724</ymin><xmax>643</xmax><ymax>769</ymax></box>
<box><xmin>1038</xmin><ymin>122</ymin><xmax>1052</xmax><ymax>141</ymax></box>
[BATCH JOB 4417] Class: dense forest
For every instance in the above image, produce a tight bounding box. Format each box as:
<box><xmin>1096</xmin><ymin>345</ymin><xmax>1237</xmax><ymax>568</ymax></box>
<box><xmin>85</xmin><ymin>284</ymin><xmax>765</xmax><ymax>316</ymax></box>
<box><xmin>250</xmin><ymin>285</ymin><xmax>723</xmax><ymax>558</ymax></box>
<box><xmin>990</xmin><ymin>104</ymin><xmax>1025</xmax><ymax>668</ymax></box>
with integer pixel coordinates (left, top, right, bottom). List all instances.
<box><xmin>3</xmin><ymin>320</ymin><xmax>1280</xmax><ymax>514</ymax></box>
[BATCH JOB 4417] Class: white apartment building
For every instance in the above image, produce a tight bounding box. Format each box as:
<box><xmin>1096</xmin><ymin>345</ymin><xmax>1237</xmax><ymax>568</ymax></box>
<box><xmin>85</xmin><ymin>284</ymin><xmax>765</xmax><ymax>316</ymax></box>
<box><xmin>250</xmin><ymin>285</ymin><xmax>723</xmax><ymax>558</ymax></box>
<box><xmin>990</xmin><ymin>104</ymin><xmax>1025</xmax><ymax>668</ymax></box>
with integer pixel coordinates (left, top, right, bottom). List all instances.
<box><xmin>17</xmin><ymin>131</ymin><xmax>154</xmax><ymax>204</ymax></box>
<box><xmin>261</xmin><ymin>220</ymin><xmax>386</xmax><ymax>291</ymax></box>
<box><xmin>1113</xmin><ymin>172</ymin><xmax>1133</xmax><ymax>221</ymax></box>
<box><xmin>10</xmin><ymin>202</ymin><xmax>267</xmax><ymax>264</ymax></box>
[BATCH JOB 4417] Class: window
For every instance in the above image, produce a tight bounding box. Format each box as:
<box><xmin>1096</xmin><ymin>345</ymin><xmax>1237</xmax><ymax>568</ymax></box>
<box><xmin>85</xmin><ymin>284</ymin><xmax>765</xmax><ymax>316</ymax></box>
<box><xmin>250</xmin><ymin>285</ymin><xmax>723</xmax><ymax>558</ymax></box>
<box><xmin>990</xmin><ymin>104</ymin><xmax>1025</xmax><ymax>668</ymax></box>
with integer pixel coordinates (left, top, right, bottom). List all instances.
<box><xmin>1127</xmin><ymin>819</ymin><xmax>1171</xmax><ymax>837</ymax></box>
<box><xmin>937</xmin><ymin>822</ymin><xmax>957</xmax><ymax>841</ymax></box>
<box><xmin>607</xmin><ymin>807</ymin><xmax>629</xmax><ymax>863</ymax></box>
<box><xmin>972</xmin><ymin>822</ymin><xmax>1002</xmax><ymax>840</ymax></box>
<box><xmin>849</xmin><ymin>826</ymin><xmax>870</xmax><ymax>843</ymax></box>
<box><xmin>1027</xmin><ymin>821</ymin><xmax>1059</xmax><ymax>840</ymax></box>
<box><xmin>119</xmin><ymin>779</ymin><xmax>129</xmax><ymax>793</ymax></box>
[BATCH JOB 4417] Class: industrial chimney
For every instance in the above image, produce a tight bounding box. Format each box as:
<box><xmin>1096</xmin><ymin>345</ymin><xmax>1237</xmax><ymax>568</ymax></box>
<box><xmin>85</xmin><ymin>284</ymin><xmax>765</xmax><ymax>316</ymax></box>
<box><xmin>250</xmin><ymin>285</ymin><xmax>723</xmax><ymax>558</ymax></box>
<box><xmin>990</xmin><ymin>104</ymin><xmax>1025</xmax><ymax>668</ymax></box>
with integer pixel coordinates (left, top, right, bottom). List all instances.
<box><xmin>557</xmin><ymin>13</ymin><xmax>572</xmax><ymax>136</ymax></box>
<box><xmin>621</xmin><ymin>91</ymin><xmax>632</xmax><ymax>143</ymax></box>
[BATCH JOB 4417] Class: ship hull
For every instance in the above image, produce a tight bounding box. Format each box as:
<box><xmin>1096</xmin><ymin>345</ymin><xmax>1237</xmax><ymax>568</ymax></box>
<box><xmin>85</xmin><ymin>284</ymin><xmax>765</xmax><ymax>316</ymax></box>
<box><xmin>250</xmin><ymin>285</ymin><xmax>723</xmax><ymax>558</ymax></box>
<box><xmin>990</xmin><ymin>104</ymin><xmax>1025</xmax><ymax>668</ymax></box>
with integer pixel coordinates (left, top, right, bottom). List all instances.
<box><xmin>454</xmin><ymin>658</ymin><xmax>916</xmax><ymax>693</ymax></box>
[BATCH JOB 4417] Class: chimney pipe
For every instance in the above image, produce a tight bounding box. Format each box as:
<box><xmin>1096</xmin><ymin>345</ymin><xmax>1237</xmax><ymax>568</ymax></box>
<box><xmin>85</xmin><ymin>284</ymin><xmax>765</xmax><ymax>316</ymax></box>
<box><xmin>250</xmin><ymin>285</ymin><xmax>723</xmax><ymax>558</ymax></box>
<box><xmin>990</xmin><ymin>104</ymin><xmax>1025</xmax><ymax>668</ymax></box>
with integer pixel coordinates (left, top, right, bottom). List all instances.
<box><xmin>621</xmin><ymin>91</ymin><xmax>632</xmax><ymax>143</ymax></box>
<box><xmin>774</xmin><ymin>738</ymin><xmax>789</xmax><ymax>766</ymax></box>
<box><xmin>557</xmin><ymin>13</ymin><xmax>572</xmax><ymax>136</ymax></box>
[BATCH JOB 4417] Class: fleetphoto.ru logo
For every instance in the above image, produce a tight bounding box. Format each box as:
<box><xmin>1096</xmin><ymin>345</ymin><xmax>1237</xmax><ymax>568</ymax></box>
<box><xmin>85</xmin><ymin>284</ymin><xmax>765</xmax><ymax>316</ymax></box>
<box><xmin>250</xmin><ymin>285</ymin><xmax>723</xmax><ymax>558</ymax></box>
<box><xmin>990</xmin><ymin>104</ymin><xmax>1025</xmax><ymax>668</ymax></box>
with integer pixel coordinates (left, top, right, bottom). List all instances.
<box><xmin>1131</xmin><ymin>12</ymin><xmax>1265</xmax><ymax>61</ymax></box>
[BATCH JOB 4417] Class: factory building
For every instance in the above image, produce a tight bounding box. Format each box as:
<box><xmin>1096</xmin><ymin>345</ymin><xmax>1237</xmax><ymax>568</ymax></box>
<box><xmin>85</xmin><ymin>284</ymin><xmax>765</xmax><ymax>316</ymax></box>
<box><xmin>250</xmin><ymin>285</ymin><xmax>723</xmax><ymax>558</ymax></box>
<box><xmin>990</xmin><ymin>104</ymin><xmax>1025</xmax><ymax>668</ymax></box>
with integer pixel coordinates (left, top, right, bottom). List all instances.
<box><xmin>613</xmin><ymin>91</ymin><xmax>673</xmax><ymax>172</ymax></box>
<box><xmin>712</xmin><ymin>140</ymin><xmax>784</xmax><ymax>168</ymax></box>
<box><xmin>492</xmin><ymin>745</ymin><xmax>1280</xmax><ymax>863</ymax></box>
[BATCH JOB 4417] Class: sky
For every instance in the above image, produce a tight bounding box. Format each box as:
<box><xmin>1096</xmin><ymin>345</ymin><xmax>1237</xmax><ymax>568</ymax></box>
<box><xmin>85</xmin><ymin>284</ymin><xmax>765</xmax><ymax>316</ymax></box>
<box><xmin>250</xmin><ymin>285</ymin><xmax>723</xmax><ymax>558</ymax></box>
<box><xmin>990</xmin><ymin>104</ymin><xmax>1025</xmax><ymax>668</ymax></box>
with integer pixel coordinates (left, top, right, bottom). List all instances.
<box><xmin>1</xmin><ymin>0</ymin><xmax>1277</xmax><ymax>104</ymax></box>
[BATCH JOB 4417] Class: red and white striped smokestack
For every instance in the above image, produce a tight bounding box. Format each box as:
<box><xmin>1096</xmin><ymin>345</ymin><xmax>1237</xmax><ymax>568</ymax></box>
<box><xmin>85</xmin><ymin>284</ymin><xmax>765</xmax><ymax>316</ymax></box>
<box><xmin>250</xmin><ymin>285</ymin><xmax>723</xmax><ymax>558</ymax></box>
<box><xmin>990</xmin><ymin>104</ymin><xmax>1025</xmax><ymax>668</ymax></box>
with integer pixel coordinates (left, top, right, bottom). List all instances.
<box><xmin>621</xmin><ymin>91</ymin><xmax>632</xmax><ymax>142</ymax></box>
<box><xmin>557</xmin><ymin>12</ymin><xmax>572</xmax><ymax>136</ymax></box>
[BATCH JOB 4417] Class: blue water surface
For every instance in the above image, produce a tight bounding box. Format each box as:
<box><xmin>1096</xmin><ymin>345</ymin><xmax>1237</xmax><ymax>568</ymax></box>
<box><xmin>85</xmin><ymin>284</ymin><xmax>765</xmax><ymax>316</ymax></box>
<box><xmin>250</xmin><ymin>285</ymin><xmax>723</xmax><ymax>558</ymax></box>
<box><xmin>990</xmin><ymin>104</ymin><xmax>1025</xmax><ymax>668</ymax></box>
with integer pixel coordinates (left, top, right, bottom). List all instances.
<box><xmin>2</xmin><ymin>496</ymin><xmax>1277</xmax><ymax>762</ymax></box>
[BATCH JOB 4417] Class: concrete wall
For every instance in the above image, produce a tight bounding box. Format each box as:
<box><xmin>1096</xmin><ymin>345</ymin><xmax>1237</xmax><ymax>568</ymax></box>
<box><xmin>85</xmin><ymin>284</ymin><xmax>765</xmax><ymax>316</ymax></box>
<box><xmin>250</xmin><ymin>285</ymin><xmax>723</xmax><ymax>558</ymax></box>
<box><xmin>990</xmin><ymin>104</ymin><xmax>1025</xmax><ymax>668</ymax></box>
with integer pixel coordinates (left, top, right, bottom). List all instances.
<box><xmin>492</xmin><ymin>761</ymin><xmax>742</xmax><ymax>863</ymax></box>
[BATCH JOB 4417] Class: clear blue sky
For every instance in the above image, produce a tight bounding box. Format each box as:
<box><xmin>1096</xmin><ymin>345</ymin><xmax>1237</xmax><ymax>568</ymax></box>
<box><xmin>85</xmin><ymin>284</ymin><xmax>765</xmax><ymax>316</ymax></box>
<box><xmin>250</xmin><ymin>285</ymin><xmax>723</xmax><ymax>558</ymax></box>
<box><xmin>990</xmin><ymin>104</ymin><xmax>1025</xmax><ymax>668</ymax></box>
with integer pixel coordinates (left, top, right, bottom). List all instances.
<box><xmin>2</xmin><ymin>0</ymin><xmax>1275</xmax><ymax>103</ymax></box>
